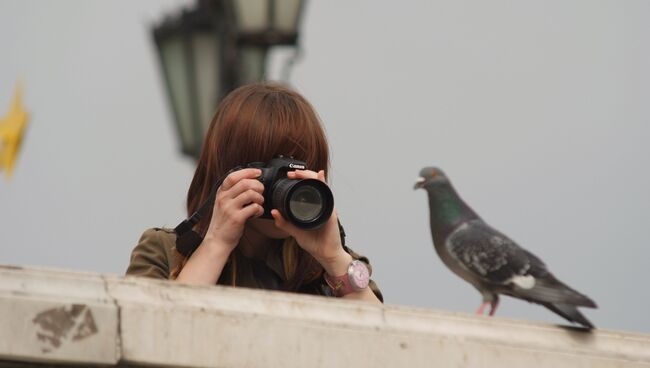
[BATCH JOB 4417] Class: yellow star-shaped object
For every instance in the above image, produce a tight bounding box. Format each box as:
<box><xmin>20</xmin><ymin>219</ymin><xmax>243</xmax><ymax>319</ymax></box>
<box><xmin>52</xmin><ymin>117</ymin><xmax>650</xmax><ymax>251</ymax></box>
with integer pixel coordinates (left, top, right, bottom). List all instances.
<box><xmin>0</xmin><ymin>84</ymin><xmax>29</xmax><ymax>178</ymax></box>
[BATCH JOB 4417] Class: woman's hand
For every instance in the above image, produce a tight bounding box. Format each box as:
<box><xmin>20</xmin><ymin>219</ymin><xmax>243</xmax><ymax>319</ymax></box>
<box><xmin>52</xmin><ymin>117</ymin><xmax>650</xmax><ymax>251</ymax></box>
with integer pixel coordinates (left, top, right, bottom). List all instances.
<box><xmin>271</xmin><ymin>170</ymin><xmax>352</xmax><ymax>276</ymax></box>
<box><xmin>205</xmin><ymin>168</ymin><xmax>265</xmax><ymax>251</ymax></box>
<box><xmin>176</xmin><ymin>168</ymin><xmax>264</xmax><ymax>286</ymax></box>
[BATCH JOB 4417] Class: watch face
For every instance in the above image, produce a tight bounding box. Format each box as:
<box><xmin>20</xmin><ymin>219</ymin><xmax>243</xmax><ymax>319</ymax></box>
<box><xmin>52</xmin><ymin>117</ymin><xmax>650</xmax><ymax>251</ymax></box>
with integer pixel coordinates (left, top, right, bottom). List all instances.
<box><xmin>348</xmin><ymin>260</ymin><xmax>370</xmax><ymax>290</ymax></box>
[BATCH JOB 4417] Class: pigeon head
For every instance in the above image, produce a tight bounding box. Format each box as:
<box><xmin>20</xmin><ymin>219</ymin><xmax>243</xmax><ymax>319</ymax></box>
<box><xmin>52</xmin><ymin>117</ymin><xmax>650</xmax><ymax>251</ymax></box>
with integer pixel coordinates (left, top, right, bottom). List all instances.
<box><xmin>414</xmin><ymin>167</ymin><xmax>449</xmax><ymax>190</ymax></box>
<box><xmin>415</xmin><ymin>166</ymin><xmax>480</xmax><ymax>235</ymax></box>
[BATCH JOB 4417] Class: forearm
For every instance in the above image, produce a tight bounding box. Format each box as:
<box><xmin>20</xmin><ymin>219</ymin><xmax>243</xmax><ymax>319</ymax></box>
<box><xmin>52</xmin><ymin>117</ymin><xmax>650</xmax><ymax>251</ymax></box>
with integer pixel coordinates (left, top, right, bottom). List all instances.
<box><xmin>343</xmin><ymin>287</ymin><xmax>382</xmax><ymax>303</ymax></box>
<box><xmin>175</xmin><ymin>237</ymin><xmax>232</xmax><ymax>286</ymax></box>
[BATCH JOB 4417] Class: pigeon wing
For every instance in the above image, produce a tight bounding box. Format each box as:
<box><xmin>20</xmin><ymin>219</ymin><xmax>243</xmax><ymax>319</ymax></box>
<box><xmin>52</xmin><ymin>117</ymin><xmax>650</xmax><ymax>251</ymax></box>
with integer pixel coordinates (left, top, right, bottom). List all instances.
<box><xmin>445</xmin><ymin>219</ymin><xmax>546</xmax><ymax>287</ymax></box>
<box><xmin>446</xmin><ymin>220</ymin><xmax>596</xmax><ymax>307</ymax></box>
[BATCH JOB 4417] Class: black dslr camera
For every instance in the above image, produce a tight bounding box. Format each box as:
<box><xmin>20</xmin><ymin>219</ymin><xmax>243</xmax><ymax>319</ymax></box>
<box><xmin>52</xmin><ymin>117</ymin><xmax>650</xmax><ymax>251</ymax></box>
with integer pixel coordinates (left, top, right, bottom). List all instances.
<box><xmin>174</xmin><ymin>156</ymin><xmax>334</xmax><ymax>256</ymax></box>
<box><xmin>247</xmin><ymin>156</ymin><xmax>334</xmax><ymax>229</ymax></box>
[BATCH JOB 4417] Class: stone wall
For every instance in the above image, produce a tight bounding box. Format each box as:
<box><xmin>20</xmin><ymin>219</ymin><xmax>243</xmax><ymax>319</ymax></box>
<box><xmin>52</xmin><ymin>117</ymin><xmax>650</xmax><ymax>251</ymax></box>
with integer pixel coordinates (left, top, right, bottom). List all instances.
<box><xmin>1</xmin><ymin>265</ymin><xmax>649</xmax><ymax>367</ymax></box>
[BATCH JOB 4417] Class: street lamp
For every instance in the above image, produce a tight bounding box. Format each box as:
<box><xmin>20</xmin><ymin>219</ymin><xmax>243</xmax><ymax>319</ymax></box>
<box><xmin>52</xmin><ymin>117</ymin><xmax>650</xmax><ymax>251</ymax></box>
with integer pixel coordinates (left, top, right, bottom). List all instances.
<box><xmin>152</xmin><ymin>0</ymin><xmax>306</xmax><ymax>159</ymax></box>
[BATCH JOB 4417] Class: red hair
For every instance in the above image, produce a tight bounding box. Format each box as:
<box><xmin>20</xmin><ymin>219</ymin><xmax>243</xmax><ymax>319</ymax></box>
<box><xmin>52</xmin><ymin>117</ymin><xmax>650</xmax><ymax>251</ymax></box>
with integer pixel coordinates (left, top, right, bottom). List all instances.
<box><xmin>172</xmin><ymin>82</ymin><xmax>330</xmax><ymax>289</ymax></box>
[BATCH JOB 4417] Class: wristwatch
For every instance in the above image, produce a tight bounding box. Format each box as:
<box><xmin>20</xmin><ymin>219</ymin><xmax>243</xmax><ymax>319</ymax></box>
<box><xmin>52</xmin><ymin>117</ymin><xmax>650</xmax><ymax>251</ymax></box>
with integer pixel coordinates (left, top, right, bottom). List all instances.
<box><xmin>324</xmin><ymin>260</ymin><xmax>370</xmax><ymax>297</ymax></box>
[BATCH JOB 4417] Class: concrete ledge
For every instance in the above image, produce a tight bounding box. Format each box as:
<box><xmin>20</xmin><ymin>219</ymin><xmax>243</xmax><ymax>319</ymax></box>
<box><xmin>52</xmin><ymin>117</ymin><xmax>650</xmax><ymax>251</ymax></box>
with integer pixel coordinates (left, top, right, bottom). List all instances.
<box><xmin>0</xmin><ymin>265</ymin><xmax>118</xmax><ymax>365</ymax></box>
<box><xmin>1</xmin><ymin>265</ymin><xmax>649</xmax><ymax>367</ymax></box>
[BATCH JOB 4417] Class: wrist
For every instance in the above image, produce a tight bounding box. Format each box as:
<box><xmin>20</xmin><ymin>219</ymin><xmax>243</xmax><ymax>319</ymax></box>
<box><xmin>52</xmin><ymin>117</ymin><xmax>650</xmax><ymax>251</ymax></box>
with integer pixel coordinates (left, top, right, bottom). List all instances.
<box><xmin>319</xmin><ymin>250</ymin><xmax>353</xmax><ymax>277</ymax></box>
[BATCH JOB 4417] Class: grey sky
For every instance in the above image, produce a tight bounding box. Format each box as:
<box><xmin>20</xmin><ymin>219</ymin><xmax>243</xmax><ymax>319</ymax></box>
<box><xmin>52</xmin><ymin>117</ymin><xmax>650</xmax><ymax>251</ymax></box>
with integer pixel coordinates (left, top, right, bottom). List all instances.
<box><xmin>1</xmin><ymin>0</ymin><xmax>648</xmax><ymax>333</ymax></box>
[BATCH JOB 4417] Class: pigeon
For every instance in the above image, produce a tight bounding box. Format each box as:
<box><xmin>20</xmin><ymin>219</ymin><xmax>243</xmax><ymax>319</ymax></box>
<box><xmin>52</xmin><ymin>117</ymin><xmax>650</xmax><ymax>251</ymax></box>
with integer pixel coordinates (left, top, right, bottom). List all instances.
<box><xmin>414</xmin><ymin>167</ymin><xmax>597</xmax><ymax>329</ymax></box>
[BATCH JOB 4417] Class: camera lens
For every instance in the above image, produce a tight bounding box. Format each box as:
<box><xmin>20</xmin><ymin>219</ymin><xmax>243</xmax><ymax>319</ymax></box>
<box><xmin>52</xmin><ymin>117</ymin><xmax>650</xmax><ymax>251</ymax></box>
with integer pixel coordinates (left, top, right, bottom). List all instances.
<box><xmin>289</xmin><ymin>185</ymin><xmax>323</xmax><ymax>222</ymax></box>
<box><xmin>271</xmin><ymin>178</ymin><xmax>333</xmax><ymax>229</ymax></box>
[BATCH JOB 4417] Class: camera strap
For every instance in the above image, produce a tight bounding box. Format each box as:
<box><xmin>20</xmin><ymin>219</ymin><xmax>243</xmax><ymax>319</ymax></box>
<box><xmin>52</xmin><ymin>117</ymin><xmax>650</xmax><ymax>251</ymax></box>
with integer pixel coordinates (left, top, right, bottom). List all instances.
<box><xmin>337</xmin><ymin>219</ymin><xmax>346</xmax><ymax>247</ymax></box>
<box><xmin>173</xmin><ymin>180</ymin><xmax>221</xmax><ymax>257</ymax></box>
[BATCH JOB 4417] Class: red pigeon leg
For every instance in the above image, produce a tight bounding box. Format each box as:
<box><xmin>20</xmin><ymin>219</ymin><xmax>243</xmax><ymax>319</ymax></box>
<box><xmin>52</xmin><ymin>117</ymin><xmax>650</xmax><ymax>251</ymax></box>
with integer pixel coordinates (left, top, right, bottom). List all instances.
<box><xmin>489</xmin><ymin>299</ymin><xmax>499</xmax><ymax>316</ymax></box>
<box><xmin>476</xmin><ymin>302</ymin><xmax>489</xmax><ymax>315</ymax></box>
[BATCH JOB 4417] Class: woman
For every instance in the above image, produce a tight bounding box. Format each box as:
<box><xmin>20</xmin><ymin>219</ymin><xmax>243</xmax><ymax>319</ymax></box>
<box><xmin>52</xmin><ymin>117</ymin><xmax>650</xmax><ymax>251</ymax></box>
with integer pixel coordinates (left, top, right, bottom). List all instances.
<box><xmin>127</xmin><ymin>82</ymin><xmax>382</xmax><ymax>303</ymax></box>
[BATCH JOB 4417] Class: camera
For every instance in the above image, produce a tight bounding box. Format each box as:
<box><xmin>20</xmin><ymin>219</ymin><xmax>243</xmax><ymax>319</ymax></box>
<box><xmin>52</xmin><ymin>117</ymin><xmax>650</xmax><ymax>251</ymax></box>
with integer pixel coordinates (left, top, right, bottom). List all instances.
<box><xmin>174</xmin><ymin>156</ymin><xmax>334</xmax><ymax>256</ymax></box>
<box><xmin>246</xmin><ymin>156</ymin><xmax>334</xmax><ymax>230</ymax></box>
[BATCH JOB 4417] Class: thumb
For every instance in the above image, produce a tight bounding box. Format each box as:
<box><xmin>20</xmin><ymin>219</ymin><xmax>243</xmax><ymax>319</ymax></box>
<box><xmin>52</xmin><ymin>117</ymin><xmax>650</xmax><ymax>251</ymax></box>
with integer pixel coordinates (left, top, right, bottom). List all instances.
<box><xmin>271</xmin><ymin>209</ymin><xmax>299</xmax><ymax>235</ymax></box>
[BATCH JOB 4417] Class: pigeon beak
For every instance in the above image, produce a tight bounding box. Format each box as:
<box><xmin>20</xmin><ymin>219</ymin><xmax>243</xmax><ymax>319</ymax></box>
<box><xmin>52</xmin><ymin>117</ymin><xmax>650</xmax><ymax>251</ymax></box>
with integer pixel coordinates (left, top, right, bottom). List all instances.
<box><xmin>414</xmin><ymin>177</ymin><xmax>425</xmax><ymax>190</ymax></box>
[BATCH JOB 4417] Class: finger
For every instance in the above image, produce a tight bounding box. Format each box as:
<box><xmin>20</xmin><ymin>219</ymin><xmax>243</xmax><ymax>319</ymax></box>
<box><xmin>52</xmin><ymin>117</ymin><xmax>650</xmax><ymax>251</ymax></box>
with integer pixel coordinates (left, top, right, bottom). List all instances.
<box><xmin>224</xmin><ymin>177</ymin><xmax>265</xmax><ymax>199</ymax></box>
<box><xmin>286</xmin><ymin>169</ymin><xmax>328</xmax><ymax>183</ymax></box>
<box><xmin>221</xmin><ymin>168</ymin><xmax>262</xmax><ymax>191</ymax></box>
<box><xmin>286</xmin><ymin>169</ymin><xmax>319</xmax><ymax>180</ymax></box>
<box><xmin>235</xmin><ymin>203</ymin><xmax>265</xmax><ymax>223</ymax></box>
<box><xmin>271</xmin><ymin>209</ymin><xmax>299</xmax><ymax>235</ymax></box>
<box><xmin>230</xmin><ymin>189</ymin><xmax>265</xmax><ymax>209</ymax></box>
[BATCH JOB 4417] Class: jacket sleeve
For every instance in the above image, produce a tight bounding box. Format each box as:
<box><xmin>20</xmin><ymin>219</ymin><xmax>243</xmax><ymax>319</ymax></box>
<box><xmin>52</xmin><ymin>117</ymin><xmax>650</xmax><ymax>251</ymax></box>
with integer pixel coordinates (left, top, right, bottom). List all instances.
<box><xmin>125</xmin><ymin>228</ymin><xmax>172</xmax><ymax>279</ymax></box>
<box><xmin>344</xmin><ymin>245</ymin><xmax>384</xmax><ymax>303</ymax></box>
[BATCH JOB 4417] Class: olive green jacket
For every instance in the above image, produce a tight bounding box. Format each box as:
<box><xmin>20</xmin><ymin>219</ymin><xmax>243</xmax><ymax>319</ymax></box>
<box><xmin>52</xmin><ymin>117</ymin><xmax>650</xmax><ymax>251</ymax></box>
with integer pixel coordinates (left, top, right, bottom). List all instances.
<box><xmin>126</xmin><ymin>228</ymin><xmax>383</xmax><ymax>301</ymax></box>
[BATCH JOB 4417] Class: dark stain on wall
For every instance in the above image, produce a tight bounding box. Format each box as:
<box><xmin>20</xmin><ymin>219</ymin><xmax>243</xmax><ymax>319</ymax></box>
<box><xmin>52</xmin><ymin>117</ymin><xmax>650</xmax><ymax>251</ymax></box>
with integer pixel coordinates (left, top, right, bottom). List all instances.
<box><xmin>32</xmin><ymin>304</ymin><xmax>98</xmax><ymax>353</ymax></box>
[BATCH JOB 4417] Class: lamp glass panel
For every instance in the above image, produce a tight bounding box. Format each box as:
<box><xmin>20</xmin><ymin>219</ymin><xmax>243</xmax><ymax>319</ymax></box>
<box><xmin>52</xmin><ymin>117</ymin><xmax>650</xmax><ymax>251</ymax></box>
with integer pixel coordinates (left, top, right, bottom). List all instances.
<box><xmin>160</xmin><ymin>35</ymin><xmax>194</xmax><ymax>151</ymax></box>
<box><xmin>275</xmin><ymin>0</ymin><xmax>301</xmax><ymax>33</ymax></box>
<box><xmin>234</xmin><ymin>0</ymin><xmax>268</xmax><ymax>33</ymax></box>
<box><xmin>240</xmin><ymin>46</ymin><xmax>267</xmax><ymax>85</ymax></box>
<box><xmin>191</xmin><ymin>32</ymin><xmax>221</xmax><ymax>138</ymax></box>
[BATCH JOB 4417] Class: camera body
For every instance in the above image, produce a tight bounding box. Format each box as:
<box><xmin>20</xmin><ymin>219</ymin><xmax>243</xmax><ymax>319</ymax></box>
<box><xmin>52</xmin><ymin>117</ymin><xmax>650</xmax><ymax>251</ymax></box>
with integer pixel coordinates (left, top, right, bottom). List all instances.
<box><xmin>247</xmin><ymin>156</ymin><xmax>333</xmax><ymax>229</ymax></box>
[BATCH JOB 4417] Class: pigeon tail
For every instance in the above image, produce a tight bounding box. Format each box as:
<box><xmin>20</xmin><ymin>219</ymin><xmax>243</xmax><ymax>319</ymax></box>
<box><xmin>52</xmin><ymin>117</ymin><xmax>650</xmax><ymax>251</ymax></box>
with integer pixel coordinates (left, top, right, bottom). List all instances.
<box><xmin>543</xmin><ymin>302</ymin><xmax>595</xmax><ymax>329</ymax></box>
<box><xmin>515</xmin><ymin>277</ymin><xmax>597</xmax><ymax>308</ymax></box>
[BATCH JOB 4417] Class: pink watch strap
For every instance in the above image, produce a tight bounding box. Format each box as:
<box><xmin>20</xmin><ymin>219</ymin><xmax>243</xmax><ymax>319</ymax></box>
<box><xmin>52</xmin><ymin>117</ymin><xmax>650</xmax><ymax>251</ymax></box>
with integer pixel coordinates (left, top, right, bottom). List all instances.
<box><xmin>324</xmin><ymin>272</ymin><xmax>355</xmax><ymax>297</ymax></box>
